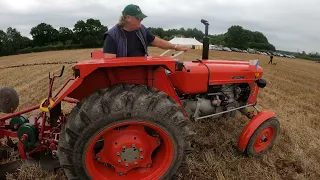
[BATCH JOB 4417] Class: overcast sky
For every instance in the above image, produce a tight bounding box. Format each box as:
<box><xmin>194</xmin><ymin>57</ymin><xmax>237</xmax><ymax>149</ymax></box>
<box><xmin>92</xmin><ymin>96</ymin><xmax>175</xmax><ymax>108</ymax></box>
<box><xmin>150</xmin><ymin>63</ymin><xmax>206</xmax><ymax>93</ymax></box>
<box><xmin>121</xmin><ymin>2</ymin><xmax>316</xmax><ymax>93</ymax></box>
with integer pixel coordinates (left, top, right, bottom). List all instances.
<box><xmin>1</xmin><ymin>0</ymin><xmax>319</xmax><ymax>53</ymax></box>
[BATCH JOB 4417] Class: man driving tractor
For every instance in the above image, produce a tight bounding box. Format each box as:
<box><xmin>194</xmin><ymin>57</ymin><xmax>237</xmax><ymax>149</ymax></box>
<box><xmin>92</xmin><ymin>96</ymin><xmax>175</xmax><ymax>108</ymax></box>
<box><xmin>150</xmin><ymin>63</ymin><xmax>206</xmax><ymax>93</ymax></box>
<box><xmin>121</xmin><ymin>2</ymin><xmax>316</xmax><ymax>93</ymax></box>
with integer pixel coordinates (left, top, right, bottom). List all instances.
<box><xmin>103</xmin><ymin>4</ymin><xmax>190</xmax><ymax>58</ymax></box>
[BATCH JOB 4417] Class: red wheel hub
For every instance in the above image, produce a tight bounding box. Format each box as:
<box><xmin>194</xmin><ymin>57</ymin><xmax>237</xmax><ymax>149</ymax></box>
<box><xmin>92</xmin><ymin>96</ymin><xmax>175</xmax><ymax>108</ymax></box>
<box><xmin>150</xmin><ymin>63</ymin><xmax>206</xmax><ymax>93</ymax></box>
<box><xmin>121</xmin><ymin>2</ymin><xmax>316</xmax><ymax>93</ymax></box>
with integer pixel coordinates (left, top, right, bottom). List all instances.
<box><xmin>96</xmin><ymin>124</ymin><xmax>159</xmax><ymax>174</ymax></box>
<box><xmin>253</xmin><ymin>127</ymin><xmax>275</xmax><ymax>152</ymax></box>
<box><xmin>85</xmin><ymin>121</ymin><xmax>174</xmax><ymax>180</ymax></box>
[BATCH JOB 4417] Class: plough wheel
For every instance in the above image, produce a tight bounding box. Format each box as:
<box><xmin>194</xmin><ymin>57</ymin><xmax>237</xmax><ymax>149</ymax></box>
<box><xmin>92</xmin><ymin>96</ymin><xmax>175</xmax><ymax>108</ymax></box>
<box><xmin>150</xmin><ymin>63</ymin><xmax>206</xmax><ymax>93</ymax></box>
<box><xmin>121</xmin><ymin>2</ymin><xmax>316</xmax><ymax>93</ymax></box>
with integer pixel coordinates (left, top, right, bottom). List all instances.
<box><xmin>57</xmin><ymin>84</ymin><xmax>194</xmax><ymax>180</ymax></box>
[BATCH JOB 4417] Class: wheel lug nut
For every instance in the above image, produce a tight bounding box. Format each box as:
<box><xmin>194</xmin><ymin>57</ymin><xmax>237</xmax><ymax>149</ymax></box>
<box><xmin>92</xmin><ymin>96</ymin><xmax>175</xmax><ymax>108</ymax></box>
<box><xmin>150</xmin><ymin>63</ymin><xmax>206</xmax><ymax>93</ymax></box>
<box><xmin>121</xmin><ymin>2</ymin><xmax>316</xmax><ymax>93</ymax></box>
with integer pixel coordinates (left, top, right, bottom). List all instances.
<box><xmin>134</xmin><ymin>162</ymin><xmax>138</xmax><ymax>166</ymax></box>
<box><xmin>116</xmin><ymin>152</ymin><xmax>120</xmax><ymax>156</ymax></box>
<box><xmin>140</xmin><ymin>156</ymin><xmax>144</xmax><ymax>160</ymax></box>
<box><xmin>118</xmin><ymin>160</ymin><xmax>121</xmax><ymax>164</ymax></box>
<box><xmin>122</xmin><ymin>146</ymin><xmax>126</xmax><ymax>150</ymax></box>
<box><xmin>140</xmin><ymin>148</ymin><xmax>143</xmax><ymax>152</ymax></box>
<box><xmin>125</xmin><ymin>163</ymin><xmax>129</xmax><ymax>167</ymax></box>
<box><xmin>147</xmin><ymin>163</ymin><xmax>151</xmax><ymax>168</ymax></box>
<box><xmin>132</xmin><ymin>144</ymin><xmax>136</xmax><ymax>148</ymax></box>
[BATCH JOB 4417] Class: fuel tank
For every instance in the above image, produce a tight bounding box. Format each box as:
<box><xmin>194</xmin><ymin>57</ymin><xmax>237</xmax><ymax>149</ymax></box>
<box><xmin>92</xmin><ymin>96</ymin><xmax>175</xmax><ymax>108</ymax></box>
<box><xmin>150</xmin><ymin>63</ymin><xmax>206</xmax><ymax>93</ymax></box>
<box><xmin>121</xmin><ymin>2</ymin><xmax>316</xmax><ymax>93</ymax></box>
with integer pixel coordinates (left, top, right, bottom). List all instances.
<box><xmin>167</xmin><ymin>59</ymin><xmax>263</xmax><ymax>94</ymax></box>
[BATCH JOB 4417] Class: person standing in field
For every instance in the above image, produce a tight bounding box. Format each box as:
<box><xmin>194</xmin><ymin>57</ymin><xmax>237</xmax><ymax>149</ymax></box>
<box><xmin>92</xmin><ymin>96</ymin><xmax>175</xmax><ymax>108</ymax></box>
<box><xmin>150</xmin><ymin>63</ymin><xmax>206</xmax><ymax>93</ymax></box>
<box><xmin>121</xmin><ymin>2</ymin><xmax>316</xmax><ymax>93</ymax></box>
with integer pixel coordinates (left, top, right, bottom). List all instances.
<box><xmin>103</xmin><ymin>4</ymin><xmax>190</xmax><ymax>58</ymax></box>
<box><xmin>268</xmin><ymin>55</ymin><xmax>274</xmax><ymax>64</ymax></box>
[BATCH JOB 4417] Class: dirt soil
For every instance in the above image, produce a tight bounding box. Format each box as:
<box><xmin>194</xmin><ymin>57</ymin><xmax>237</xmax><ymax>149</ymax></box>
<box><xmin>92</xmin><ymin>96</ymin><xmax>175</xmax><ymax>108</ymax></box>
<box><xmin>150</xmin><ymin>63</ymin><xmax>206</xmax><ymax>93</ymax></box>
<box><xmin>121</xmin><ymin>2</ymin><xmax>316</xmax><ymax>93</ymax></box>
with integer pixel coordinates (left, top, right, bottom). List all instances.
<box><xmin>0</xmin><ymin>47</ymin><xmax>320</xmax><ymax>179</ymax></box>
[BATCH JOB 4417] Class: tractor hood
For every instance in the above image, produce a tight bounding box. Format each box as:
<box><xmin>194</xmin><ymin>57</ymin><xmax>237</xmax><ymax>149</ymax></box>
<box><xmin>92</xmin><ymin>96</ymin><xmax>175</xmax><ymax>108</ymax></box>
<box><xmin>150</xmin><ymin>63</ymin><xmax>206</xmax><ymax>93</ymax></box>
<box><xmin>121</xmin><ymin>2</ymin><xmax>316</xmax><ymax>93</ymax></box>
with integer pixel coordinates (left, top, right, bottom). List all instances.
<box><xmin>168</xmin><ymin>59</ymin><xmax>263</xmax><ymax>94</ymax></box>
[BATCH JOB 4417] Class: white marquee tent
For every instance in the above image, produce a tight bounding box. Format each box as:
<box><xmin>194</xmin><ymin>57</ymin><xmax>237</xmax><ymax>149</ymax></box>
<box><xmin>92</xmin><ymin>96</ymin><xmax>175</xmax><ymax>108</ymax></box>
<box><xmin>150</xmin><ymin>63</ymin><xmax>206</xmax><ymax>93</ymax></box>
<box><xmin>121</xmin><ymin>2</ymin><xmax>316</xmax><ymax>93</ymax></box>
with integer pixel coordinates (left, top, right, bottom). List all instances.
<box><xmin>169</xmin><ymin>36</ymin><xmax>203</xmax><ymax>49</ymax></box>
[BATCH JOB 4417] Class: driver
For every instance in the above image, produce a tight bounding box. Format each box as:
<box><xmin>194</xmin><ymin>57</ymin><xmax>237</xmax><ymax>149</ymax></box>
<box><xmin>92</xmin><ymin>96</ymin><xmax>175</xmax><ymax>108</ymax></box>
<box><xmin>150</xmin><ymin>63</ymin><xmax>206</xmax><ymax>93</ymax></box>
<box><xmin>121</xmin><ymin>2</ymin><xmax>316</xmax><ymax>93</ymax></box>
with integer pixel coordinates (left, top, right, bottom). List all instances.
<box><xmin>103</xmin><ymin>4</ymin><xmax>190</xmax><ymax>58</ymax></box>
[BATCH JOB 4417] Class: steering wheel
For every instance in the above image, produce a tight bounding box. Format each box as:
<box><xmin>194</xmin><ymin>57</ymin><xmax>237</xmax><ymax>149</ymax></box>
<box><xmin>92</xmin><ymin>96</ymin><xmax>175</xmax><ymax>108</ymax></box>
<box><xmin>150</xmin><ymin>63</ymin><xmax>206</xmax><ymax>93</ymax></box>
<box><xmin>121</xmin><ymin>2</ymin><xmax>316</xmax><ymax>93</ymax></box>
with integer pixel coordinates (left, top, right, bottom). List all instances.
<box><xmin>160</xmin><ymin>50</ymin><xmax>186</xmax><ymax>75</ymax></box>
<box><xmin>160</xmin><ymin>49</ymin><xmax>185</xmax><ymax>58</ymax></box>
<box><xmin>171</xmin><ymin>51</ymin><xmax>185</xmax><ymax>58</ymax></box>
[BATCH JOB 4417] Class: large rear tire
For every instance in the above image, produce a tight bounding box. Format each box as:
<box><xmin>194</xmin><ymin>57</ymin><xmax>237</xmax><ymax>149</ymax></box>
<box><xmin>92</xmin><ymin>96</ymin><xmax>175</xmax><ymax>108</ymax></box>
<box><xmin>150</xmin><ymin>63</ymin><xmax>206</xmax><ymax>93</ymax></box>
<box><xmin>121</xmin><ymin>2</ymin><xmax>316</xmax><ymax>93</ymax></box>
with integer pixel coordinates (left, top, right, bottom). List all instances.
<box><xmin>57</xmin><ymin>84</ymin><xmax>194</xmax><ymax>180</ymax></box>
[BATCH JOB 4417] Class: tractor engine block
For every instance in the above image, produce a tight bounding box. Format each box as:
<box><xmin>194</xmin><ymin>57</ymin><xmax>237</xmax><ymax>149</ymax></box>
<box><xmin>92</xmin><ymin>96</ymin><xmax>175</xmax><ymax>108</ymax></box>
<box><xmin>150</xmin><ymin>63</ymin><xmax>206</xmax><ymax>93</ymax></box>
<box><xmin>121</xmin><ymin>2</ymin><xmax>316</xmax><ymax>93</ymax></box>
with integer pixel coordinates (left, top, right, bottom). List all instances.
<box><xmin>180</xmin><ymin>84</ymin><xmax>250</xmax><ymax>120</ymax></box>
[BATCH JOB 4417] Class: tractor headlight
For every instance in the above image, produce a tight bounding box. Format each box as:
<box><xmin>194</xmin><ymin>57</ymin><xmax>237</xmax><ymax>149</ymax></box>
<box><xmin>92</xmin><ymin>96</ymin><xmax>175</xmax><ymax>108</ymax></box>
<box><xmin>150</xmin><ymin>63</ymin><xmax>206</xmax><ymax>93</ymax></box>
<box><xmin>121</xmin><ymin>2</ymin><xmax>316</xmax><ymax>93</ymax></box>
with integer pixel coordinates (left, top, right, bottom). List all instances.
<box><xmin>255</xmin><ymin>78</ymin><xmax>267</xmax><ymax>88</ymax></box>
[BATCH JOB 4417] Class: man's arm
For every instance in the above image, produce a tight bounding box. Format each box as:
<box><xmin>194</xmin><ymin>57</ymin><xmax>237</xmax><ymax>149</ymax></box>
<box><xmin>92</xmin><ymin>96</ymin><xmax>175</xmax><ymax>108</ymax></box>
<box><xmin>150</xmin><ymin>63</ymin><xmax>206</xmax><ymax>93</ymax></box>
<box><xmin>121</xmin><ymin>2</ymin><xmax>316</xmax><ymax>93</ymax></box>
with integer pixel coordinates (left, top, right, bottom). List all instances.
<box><xmin>151</xmin><ymin>37</ymin><xmax>176</xmax><ymax>50</ymax></box>
<box><xmin>103</xmin><ymin>35</ymin><xmax>117</xmax><ymax>58</ymax></box>
<box><xmin>145</xmin><ymin>28</ymin><xmax>189</xmax><ymax>52</ymax></box>
<box><xmin>151</xmin><ymin>37</ymin><xmax>190</xmax><ymax>51</ymax></box>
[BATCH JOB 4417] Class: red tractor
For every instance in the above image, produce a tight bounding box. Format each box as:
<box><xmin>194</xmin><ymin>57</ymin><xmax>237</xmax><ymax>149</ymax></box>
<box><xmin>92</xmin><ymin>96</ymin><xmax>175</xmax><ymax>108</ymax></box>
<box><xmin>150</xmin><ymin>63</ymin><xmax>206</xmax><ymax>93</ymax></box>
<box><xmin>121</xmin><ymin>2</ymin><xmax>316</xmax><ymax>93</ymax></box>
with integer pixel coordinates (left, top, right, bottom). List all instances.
<box><xmin>0</xmin><ymin>19</ymin><xmax>280</xmax><ymax>179</ymax></box>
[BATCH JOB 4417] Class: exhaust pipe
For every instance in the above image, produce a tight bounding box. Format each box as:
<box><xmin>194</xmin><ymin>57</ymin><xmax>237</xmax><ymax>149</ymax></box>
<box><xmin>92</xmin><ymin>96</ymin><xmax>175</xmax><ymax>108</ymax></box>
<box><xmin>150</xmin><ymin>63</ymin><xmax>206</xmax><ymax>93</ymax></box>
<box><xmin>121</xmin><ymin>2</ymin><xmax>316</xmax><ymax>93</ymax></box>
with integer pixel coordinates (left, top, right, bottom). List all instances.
<box><xmin>201</xmin><ymin>19</ymin><xmax>209</xmax><ymax>60</ymax></box>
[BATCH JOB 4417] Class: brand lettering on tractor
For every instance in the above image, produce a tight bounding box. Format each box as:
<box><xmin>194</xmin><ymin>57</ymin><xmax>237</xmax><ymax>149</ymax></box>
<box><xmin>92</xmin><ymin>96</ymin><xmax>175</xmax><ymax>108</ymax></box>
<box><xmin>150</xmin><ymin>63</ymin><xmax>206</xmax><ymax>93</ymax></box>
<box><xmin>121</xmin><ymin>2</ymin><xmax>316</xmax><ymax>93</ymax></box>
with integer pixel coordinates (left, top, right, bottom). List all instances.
<box><xmin>232</xmin><ymin>76</ymin><xmax>245</xmax><ymax>79</ymax></box>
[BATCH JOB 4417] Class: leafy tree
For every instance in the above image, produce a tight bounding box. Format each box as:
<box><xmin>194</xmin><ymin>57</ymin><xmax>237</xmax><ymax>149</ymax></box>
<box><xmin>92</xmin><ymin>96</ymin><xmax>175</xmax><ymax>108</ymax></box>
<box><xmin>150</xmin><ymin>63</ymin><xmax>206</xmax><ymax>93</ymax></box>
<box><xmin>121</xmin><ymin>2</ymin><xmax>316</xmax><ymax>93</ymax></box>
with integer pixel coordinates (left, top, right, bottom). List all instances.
<box><xmin>6</xmin><ymin>27</ymin><xmax>24</xmax><ymax>54</ymax></box>
<box><xmin>20</xmin><ymin>36</ymin><xmax>33</xmax><ymax>49</ymax></box>
<box><xmin>209</xmin><ymin>34</ymin><xmax>226</xmax><ymax>46</ymax></box>
<box><xmin>225</xmin><ymin>25</ymin><xmax>248</xmax><ymax>49</ymax></box>
<box><xmin>30</xmin><ymin>23</ymin><xmax>59</xmax><ymax>46</ymax></box>
<box><xmin>73</xmin><ymin>18</ymin><xmax>108</xmax><ymax>47</ymax></box>
<box><xmin>0</xmin><ymin>28</ymin><xmax>31</xmax><ymax>56</ymax></box>
<box><xmin>58</xmin><ymin>27</ymin><xmax>73</xmax><ymax>45</ymax></box>
<box><xmin>225</xmin><ymin>25</ymin><xmax>275</xmax><ymax>51</ymax></box>
<box><xmin>0</xmin><ymin>30</ymin><xmax>8</xmax><ymax>55</ymax></box>
<box><xmin>252</xmin><ymin>31</ymin><xmax>268</xmax><ymax>43</ymax></box>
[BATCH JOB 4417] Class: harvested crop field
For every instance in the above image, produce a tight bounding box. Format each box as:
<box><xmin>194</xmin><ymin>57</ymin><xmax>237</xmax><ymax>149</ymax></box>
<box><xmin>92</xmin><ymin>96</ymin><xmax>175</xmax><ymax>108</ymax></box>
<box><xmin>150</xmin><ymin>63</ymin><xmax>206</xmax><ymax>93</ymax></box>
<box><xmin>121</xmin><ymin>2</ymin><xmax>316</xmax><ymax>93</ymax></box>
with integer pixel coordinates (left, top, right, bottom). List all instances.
<box><xmin>0</xmin><ymin>47</ymin><xmax>320</xmax><ymax>179</ymax></box>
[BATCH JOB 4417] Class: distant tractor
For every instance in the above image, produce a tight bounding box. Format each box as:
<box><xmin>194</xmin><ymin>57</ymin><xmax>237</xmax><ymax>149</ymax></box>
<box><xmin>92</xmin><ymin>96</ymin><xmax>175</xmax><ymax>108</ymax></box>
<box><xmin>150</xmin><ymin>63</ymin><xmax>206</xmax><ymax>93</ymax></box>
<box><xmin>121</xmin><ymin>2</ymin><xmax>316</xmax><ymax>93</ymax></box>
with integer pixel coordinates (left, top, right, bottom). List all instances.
<box><xmin>0</xmin><ymin>19</ymin><xmax>280</xmax><ymax>179</ymax></box>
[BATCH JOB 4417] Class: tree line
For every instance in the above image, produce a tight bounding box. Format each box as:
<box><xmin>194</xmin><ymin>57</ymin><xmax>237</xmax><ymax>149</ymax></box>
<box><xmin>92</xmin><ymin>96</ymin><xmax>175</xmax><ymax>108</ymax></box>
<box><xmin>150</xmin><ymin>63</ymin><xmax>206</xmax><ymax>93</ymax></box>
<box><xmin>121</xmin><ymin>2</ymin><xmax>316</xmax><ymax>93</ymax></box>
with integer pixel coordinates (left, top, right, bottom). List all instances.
<box><xmin>149</xmin><ymin>25</ymin><xmax>276</xmax><ymax>51</ymax></box>
<box><xmin>0</xmin><ymin>18</ymin><xmax>318</xmax><ymax>60</ymax></box>
<box><xmin>0</xmin><ymin>18</ymin><xmax>108</xmax><ymax>56</ymax></box>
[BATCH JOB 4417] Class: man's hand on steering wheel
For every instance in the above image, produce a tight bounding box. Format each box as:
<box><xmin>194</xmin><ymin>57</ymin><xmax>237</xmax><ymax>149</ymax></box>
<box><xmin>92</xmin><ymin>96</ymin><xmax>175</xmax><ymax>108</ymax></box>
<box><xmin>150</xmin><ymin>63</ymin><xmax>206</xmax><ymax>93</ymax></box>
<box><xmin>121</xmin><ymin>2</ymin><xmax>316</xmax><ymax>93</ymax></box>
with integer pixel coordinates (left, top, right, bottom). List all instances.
<box><xmin>175</xmin><ymin>44</ymin><xmax>190</xmax><ymax>51</ymax></box>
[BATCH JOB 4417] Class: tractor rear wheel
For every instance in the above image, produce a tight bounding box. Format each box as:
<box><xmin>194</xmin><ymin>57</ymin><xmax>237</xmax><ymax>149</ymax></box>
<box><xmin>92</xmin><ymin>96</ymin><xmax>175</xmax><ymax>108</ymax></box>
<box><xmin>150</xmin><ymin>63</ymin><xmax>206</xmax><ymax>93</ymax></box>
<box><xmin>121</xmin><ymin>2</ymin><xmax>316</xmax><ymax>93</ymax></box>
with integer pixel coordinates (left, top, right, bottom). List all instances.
<box><xmin>57</xmin><ymin>84</ymin><xmax>194</xmax><ymax>180</ymax></box>
<box><xmin>244</xmin><ymin>117</ymin><xmax>280</xmax><ymax>156</ymax></box>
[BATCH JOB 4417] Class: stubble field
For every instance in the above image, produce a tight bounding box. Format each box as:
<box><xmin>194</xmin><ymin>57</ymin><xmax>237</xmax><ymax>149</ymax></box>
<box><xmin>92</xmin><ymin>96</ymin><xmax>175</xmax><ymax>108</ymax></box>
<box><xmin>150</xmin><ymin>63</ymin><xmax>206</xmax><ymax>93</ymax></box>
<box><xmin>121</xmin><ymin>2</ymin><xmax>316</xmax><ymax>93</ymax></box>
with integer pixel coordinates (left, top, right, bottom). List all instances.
<box><xmin>0</xmin><ymin>47</ymin><xmax>320</xmax><ymax>179</ymax></box>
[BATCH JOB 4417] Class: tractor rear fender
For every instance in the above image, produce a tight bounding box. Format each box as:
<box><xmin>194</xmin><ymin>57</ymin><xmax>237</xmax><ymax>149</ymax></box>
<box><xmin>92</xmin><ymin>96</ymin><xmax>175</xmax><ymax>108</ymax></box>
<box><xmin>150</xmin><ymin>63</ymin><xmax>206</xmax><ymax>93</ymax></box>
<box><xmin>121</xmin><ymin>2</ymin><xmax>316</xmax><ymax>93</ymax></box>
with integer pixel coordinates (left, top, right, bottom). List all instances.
<box><xmin>51</xmin><ymin>65</ymin><xmax>186</xmax><ymax>115</ymax></box>
<box><xmin>91</xmin><ymin>50</ymin><xmax>104</xmax><ymax>59</ymax></box>
<box><xmin>238</xmin><ymin>110</ymin><xmax>276</xmax><ymax>151</ymax></box>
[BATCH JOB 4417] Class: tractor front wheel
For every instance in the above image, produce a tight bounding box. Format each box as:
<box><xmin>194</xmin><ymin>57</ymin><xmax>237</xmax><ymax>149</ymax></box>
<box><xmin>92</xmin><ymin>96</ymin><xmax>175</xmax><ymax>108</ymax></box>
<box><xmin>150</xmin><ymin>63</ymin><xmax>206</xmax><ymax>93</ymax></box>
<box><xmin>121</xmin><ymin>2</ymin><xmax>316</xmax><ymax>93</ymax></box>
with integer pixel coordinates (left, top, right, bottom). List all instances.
<box><xmin>244</xmin><ymin>117</ymin><xmax>280</xmax><ymax>156</ymax></box>
<box><xmin>57</xmin><ymin>84</ymin><xmax>194</xmax><ymax>180</ymax></box>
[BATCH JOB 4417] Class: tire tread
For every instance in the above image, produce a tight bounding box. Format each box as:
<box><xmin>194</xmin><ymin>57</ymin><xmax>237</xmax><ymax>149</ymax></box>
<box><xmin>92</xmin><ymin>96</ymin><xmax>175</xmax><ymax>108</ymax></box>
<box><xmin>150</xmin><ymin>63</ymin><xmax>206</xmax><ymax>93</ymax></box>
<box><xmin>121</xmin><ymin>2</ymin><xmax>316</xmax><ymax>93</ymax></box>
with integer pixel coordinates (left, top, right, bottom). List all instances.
<box><xmin>57</xmin><ymin>84</ymin><xmax>195</xmax><ymax>179</ymax></box>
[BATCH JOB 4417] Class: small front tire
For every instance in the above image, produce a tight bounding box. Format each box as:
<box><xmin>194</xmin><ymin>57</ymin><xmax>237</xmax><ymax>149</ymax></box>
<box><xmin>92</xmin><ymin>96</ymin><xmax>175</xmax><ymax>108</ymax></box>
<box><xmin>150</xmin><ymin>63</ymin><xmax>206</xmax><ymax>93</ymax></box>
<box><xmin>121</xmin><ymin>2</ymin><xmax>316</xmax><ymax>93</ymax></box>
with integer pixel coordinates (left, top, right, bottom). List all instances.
<box><xmin>244</xmin><ymin>117</ymin><xmax>280</xmax><ymax>156</ymax></box>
